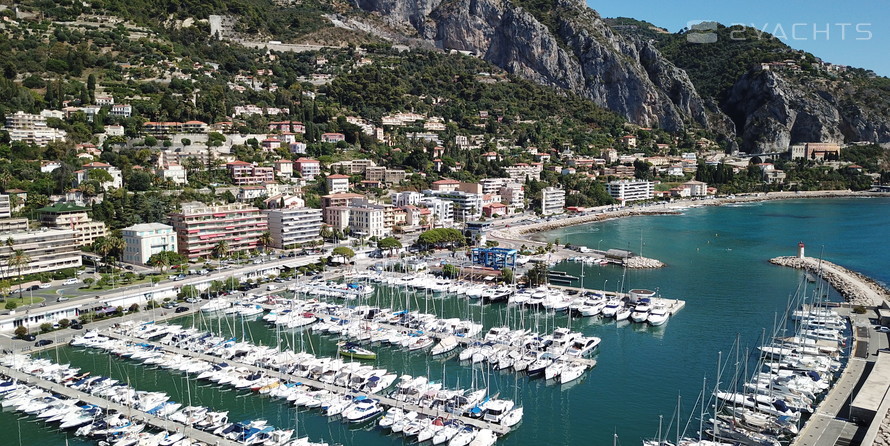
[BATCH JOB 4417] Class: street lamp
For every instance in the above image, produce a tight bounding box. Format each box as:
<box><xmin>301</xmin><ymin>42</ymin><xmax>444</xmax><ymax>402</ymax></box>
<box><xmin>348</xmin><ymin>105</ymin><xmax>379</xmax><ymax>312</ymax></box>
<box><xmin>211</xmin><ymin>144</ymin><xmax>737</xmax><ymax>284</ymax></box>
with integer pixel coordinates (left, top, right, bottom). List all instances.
<box><xmin>598</xmin><ymin>239</ymin><xmax>603</xmax><ymax>251</ymax></box>
<box><xmin>603</xmin><ymin>279</ymin><xmax>608</xmax><ymax>294</ymax></box>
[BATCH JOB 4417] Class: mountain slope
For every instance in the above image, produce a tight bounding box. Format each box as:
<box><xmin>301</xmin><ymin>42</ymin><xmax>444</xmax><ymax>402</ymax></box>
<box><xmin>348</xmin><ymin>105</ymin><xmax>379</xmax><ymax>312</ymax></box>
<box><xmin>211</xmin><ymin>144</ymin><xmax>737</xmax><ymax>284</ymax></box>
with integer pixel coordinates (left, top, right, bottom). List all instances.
<box><xmin>353</xmin><ymin>0</ymin><xmax>711</xmax><ymax>133</ymax></box>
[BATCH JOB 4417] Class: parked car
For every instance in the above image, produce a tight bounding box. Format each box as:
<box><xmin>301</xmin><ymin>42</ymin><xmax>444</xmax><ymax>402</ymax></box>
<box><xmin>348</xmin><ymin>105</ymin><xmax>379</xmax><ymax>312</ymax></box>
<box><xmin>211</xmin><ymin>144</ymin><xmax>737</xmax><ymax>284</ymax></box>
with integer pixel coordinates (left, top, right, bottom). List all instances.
<box><xmin>62</xmin><ymin>278</ymin><xmax>79</xmax><ymax>286</ymax></box>
<box><xmin>69</xmin><ymin>323</ymin><xmax>83</xmax><ymax>330</ymax></box>
<box><xmin>56</xmin><ymin>297</ymin><xmax>69</xmax><ymax>302</ymax></box>
<box><xmin>20</xmin><ymin>334</ymin><xmax>36</xmax><ymax>341</ymax></box>
<box><xmin>185</xmin><ymin>297</ymin><xmax>198</xmax><ymax>304</ymax></box>
<box><xmin>175</xmin><ymin>306</ymin><xmax>189</xmax><ymax>313</ymax></box>
<box><xmin>34</xmin><ymin>339</ymin><xmax>53</xmax><ymax>347</ymax></box>
<box><xmin>38</xmin><ymin>283</ymin><xmax>52</xmax><ymax>289</ymax></box>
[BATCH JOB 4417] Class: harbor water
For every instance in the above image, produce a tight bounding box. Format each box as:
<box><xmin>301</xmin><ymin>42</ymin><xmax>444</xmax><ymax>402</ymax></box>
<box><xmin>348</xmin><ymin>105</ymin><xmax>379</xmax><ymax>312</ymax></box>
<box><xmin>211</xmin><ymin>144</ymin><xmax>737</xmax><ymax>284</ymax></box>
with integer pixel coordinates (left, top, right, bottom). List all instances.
<box><xmin>4</xmin><ymin>197</ymin><xmax>890</xmax><ymax>446</ymax></box>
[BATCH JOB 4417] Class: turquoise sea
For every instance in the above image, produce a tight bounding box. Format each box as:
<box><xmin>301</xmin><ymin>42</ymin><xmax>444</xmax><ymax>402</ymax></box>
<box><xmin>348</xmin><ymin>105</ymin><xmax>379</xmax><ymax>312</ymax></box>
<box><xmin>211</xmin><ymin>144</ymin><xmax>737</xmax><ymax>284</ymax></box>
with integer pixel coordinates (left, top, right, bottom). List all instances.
<box><xmin>4</xmin><ymin>197</ymin><xmax>890</xmax><ymax>446</ymax></box>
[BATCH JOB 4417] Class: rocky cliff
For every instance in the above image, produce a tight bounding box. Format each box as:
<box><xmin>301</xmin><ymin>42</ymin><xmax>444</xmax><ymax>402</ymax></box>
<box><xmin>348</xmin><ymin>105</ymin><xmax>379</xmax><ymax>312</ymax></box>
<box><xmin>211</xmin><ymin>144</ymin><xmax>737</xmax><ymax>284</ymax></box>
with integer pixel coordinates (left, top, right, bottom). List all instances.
<box><xmin>725</xmin><ymin>69</ymin><xmax>890</xmax><ymax>152</ymax></box>
<box><xmin>352</xmin><ymin>0</ymin><xmax>710</xmax><ymax>132</ymax></box>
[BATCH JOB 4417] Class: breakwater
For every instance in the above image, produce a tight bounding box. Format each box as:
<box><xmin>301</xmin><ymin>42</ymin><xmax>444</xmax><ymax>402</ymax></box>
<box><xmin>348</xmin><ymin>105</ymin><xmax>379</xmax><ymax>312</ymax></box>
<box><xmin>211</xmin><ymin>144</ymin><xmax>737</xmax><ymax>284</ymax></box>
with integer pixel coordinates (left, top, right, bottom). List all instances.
<box><xmin>769</xmin><ymin>256</ymin><xmax>890</xmax><ymax>306</ymax></box>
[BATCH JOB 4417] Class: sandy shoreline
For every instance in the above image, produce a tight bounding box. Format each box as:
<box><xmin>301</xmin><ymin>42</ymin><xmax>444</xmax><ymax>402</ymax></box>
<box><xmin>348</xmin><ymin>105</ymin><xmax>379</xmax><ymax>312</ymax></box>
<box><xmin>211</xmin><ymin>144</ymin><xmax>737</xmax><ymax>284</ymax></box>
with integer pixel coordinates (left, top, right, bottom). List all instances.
<box><xmin>495</xmin><ymin>189</ymin><xmax>886</xmax><ymax>241</ymax></box>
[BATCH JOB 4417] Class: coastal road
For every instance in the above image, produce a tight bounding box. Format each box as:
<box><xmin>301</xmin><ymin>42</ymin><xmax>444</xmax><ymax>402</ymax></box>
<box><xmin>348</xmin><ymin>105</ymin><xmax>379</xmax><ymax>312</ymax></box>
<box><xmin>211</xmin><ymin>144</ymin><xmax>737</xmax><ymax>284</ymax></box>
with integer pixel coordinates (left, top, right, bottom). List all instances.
<box><xmin>793</xmin><ymin>309</ymin><xmax>888</xmax><ymax>446</ymax></box>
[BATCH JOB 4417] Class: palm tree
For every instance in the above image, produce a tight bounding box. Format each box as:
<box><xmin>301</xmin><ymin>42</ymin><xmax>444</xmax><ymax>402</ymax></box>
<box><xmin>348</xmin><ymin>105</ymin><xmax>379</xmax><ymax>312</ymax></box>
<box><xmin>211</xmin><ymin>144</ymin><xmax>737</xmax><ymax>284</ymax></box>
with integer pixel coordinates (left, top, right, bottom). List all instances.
<box><xmin>8</xmin><ymin>249</ymin><xmax>31</xmax><ymax>299</ymax></box>
<box><xmin>212</xmin><ymin>240</ymin><xmax>229</xmax><ymax>268</ymax></box>
<box><xmin>3</xmin><ymin>237</ymin><xmax>14</xmax><ymax>281</ymax></box>
<box><xmin>259</xmin><ymin>231</ymin><xmax>273</xmax><ymax>254</ymax></box>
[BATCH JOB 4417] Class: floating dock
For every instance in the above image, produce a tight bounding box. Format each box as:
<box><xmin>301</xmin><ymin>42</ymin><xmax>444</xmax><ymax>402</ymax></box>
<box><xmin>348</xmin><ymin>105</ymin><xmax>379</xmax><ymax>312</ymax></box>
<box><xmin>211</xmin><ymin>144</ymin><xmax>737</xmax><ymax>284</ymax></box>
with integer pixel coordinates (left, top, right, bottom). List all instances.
<box><xmin>0</xmin><ymin>364</ymin><xmax>243</xmax><ymax>446</ymax></box>
<box><xmin>101</xmin><ymin>330</ymin><xmax>514</xmax><ymax>435</ymax></box>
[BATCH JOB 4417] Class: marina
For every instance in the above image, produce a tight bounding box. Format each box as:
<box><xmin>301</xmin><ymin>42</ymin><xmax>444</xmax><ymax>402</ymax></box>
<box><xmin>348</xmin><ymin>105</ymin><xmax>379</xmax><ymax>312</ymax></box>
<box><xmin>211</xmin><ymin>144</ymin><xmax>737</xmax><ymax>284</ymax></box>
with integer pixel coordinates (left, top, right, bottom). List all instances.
<box><xmin>3</xmin><ymin>197</ymin><xmax>890</xmax><ymax>446</ymax></box>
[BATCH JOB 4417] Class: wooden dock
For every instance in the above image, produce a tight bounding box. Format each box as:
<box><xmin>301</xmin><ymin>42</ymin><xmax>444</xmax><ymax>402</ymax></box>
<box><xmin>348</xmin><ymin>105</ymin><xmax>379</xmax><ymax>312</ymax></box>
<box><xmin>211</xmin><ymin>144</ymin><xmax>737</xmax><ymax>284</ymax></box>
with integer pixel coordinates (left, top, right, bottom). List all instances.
<box><xmin>102</xmin><ymin>331</ymin><xmax>515</xmax><ymax>435</ymax></box>
<box><xmin>0</xmin><ymin>364</ymin><xmax>242</xmax><ymax>446</ymax></box>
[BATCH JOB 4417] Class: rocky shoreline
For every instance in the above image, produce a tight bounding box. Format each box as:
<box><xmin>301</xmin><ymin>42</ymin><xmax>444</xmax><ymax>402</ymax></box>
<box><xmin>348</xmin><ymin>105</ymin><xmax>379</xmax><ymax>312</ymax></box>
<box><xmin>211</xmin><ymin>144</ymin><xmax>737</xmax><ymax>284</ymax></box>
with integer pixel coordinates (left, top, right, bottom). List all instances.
<box><xmin>769</xmin><ymin>256</ymin><xmax>889</xmax><ymax>307</ymax></box>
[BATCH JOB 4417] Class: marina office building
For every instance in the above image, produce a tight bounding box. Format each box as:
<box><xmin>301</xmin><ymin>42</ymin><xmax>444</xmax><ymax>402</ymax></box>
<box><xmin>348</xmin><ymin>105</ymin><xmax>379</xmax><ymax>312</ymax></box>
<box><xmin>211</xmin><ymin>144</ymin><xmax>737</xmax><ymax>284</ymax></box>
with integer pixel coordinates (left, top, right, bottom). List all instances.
<box><xmin>265</xmin><ymin>208</ymin><xmax>323</xmax><ymax>249</ymax></box>
<box><xmin>606</xmin><ymin>180</ymin><xmax>655</xmax><ymax>203</ymax></box>
<box><xmin>169</xmin><ymin>202</ymin><xmax>267</xmax><ymax>259</ymax></box>
<box><xmin>0</xmin><ymin>228</ymin><xmax>82</xmax><ymax>279</ymax></box>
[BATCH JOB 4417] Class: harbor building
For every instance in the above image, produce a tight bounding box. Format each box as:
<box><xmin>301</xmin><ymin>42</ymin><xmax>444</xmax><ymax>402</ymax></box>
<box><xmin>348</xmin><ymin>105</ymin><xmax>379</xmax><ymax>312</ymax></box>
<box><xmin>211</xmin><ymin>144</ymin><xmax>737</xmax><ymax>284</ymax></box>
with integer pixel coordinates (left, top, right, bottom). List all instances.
<box><xmin>169</xmin><ymin>202</ymin><xmax>267</xmax><ymax>259</ymax></box>
<box><xmin>541</xmin><ymin>187</ymin><xmax>566</xmax><ymax>216</ymax></box>
<box><xmin>121</xmin><ymin>223</ymin><xmax>177</xmax><ymax>265</ymax></box>
<box><xmin>264</xmin><ymin>208</ymin><xmax>323</xmax><ymax>249</ymax></box>
<box><xmin>0</xmin><ymin>228</ymin><xmax>82</xmax><ymax>279</ymax></box>
<box><xmin>606</xmin><ymin>180</ymin><xmax>655</xmax><ymax>203</ymax></box>
<box><xmin>37</xmin><ymin>202</ymin><xmax>108</xmax><ymax>247</ymax></box>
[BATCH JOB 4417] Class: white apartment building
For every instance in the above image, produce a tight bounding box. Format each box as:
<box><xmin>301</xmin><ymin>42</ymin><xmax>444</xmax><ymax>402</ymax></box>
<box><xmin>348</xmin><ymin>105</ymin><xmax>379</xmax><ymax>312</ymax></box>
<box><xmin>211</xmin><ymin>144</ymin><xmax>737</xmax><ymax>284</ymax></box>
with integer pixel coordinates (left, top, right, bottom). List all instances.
<box><xmin>423</xmin><ymin>190</ymin><xmax>483</xmax><ymax>222</ymax></box>
<box><xmin>121</xmin><ymin>223</ymin><xmax>177</xmax><ymax>265</ymax></box>
<box><xmin>4</xmin><ymin>111</ymin><xmax>68</xmax><ymax>146</ymax></box>
<box><xmin>0</xmin><ymin>194</ymin><xmax>10</xmax><ymax>219</ymax></box>
<box><xmin>606</xmin><ymin>180</ymin><xmax>655</xmax><ymax>203</ymax></box>
<box><xmin>504</xmin><ymin>163</ymin><xmax>542</xmax><ymax>182</ymax></box>
<box><xmin>480</xmin><ymin>177</ymin><xmax>511</xmax><ymax>195</ymax></box>
<box><xmin>0</xmin><ymin>228</ymin><xmax>82</xmax><ymax>279</ymax></box>
<box><xmin>326</xmin><ymin>175</ymin><xmax>350</xmax><ymax>194</ymax></box>
<box><xmin>264</xmin><ymin>208</ymin><xmax>323</xmax><ymax>249</ymax></box>
<box><xmin>500</xmin><ymin>183</ymin><xmax>525</xmax><ymax>209</ymax></box>
<box><xmin>37</xmin><ymin>202</ymin><xmax>107</xmax><ymax>247</ymax></box>
<box><xmin>418</xmin><ymin>197</ymin><xmax>454</xmax><ymax>227</ymax></box>
<box><xmin>541</xmin><ymin>187</ymin><xmax>566</xmax><ymax>216</ymax></box>
<box><xmin>391</xmin><ymin>191</ymin><xmax>423</xmax><ymax>207</ymax></box>
<box><xmin>350</xmin><ymin>206</ymin><xmax>388</xmax><ymax>238</ymax></box>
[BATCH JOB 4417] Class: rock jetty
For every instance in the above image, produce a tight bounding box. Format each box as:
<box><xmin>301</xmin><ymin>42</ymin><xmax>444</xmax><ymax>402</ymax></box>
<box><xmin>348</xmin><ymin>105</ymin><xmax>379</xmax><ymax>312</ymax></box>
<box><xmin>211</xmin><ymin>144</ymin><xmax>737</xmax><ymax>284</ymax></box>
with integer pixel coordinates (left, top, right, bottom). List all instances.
<box><xmin>624</xmin><ymin>257</ymin><xmax>665</xmax><ymax>269</ymax></box>
<box><xmin>769</xmin><ymin>256</ymin><xmax>889</xmax><ymax>306</ymax></box>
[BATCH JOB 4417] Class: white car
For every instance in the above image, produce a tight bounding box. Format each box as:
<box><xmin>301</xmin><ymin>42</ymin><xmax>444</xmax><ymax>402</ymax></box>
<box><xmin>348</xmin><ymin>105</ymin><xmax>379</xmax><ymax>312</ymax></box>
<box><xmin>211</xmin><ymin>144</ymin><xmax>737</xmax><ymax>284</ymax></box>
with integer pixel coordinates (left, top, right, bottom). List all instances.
<box><xmin>38</xmin><ymin>283</ymin><xmax>52</xmax><ymax>289</ymax></box>
<box><xmin>62</xmin><ymin>278</ymin><xmax>79</xmax><ymax>286</ymax></box>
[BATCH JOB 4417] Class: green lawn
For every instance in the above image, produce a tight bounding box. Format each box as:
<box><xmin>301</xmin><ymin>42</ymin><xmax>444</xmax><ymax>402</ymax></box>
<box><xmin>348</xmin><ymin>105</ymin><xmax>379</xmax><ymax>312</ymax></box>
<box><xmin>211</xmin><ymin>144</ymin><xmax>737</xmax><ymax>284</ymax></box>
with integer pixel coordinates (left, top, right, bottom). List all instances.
<box><xmin>2</xmin><ymin>295</ymin><xmax>46</xmax><ymax>307</ymax></box>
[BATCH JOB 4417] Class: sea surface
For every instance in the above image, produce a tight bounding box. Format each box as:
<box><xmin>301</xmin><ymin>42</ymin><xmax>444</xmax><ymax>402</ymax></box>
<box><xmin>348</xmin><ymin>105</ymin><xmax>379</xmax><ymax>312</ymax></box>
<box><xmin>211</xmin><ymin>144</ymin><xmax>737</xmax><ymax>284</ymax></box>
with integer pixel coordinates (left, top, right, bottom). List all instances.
<box><xmin>4</xmin><ymin>197</ymin><xmax>890</xmax><ymax>446</ymax></box>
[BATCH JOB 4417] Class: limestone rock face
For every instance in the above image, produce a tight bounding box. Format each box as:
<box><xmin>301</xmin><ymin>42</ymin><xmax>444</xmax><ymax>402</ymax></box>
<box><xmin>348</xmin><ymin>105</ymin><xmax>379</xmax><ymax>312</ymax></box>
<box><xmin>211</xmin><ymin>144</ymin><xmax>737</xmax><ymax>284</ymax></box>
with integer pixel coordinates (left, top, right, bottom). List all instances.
<box><xmin>354</xmin><ymin>0</ymin><xmax>708</xmax><ymax>132</ymax></box>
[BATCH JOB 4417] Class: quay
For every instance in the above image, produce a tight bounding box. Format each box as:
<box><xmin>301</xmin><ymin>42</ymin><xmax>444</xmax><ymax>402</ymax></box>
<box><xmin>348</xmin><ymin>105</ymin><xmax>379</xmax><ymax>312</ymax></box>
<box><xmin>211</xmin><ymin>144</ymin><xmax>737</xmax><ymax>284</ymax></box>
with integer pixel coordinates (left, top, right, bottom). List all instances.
<box><xmin>259</xmin><ymin>300</ymin><xmax>599</xmax><ymax>369</ymax></box>
<box><xmin>101</xmin><ymin>330</ymin><xmax>515</xmax><ymax>435</ymax></box>
<box><xmin>769</xmin><ymin>256</ymin><xmax>890</xmax><ymax>307</ymax></box>
<box><xmin>0</xmin><ymin>363</ymin><xmax>242</xmax><ymax>446</ymax></box>
<box><xmin>792</xmin><ymin>306</ymin><xmax>889</xmax><ymax>446</ymax></box>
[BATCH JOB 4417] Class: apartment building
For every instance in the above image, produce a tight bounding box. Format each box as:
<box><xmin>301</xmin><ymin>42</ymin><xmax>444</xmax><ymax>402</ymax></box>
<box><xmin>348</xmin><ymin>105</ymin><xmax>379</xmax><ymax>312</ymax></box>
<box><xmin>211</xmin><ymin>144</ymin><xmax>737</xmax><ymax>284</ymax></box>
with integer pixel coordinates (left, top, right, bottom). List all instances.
<box><xmin>226</xmin><ymin>161</ymin><xmax>274</xmax><ymax>185</ymax></box>
<box><xmin>423</xmin><ymin>190</ymin><xmax>483</xmax><ymax>222</ymax></box>
<box><xmin>121</xmin><ymin>223</ymin><xmax>177</xmax><ymax>265</ymax></box>
<box><xmin>36</xmin><ymin>202</ymin><xmax>107</xmax><ymax>247</ymax></box>
<box><xmin>326</xmin><ymin>174</ymin><xmax>350</xmax><ymax>194</ymax></box>
<box><xmin>4</xmin><ymin>111</ymin><xmax>67</xmax><ymax>146</ymax></box>
<box><xmin>606</xmin><ymin>180</ymin><xmax>655</xmax><ymax>203</ymax></box>
<box><xmin>541</xmin><ymin>187</ymin><xmax>566</xmax><ymax>216</ymax></box>
<box><xmin>169</xmin><ymin>202</ymin><xmax>267</xmax><ymax>259</ymax></box>
<box><xmin>293</xmin><ymin>158</ymin><xmax>321</xmax><ymax>180</ymax></box>
<box><xmin>264</xmin><ymin>208</ymin><xmax>323</xmax><ymax>249</ymax></box>
<box><xmin>0</xmin><ymin>228</ymin><xmax>82</xmax><ymax>279</ymax></box>
<box><xmin>418</xmin><ymin>197</ymin><xmax>454</xmax><ymax>227</ymax></box>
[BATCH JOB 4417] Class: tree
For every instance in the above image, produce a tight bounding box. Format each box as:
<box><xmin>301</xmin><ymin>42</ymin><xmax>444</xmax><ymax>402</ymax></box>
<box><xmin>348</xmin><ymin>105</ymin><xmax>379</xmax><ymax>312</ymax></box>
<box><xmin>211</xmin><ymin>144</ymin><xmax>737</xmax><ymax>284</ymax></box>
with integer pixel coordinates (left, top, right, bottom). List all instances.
<box><xmin>178</xmin><ymin>285</ymin><xmax>198</xmax><ymax>299</ymax></box>
<box><xmin>224</xmin><ymin>276</ymin><xmax>240</xmax><ymax>291</ymax></box>
<box><xmin>40</xmin><ymin>323</ymin><xmax>53</xmax><ymax>333</ymax></box>
<box><xmin>6</xmin><ymin>301</ymin><xmax>18</xmax><ymax>310</ymax></box>
<box><xmin>147</xmin><ymin>251</ymin><xmax>186</xmax><ymax>273</ymax></box>
<box><xmin>377</xmin><ymin>237</ymin><xmax>402</xmax><ymax>256</ymax></box>
<box><xmin>259</xmin><ymin>231</ymin><xmax>273</xmax><ymax>253</ymax></box>
<box><xmin>14</xmin><ymin>326</ymin><xmax>27</xmax><ymax>338</ymax></box>
<box><xmin>83</xmin><ymin>277</ymin><xmax>94</xmax><ymax>287</ymax></box>
<box><xmin>523</xmin><ymin>262</ymin><xmax>549</xmax><ymax>287</ymax></box>
<box><xmin>8</xmin><ymin>249</ymin><xmax>31</xmax><ymax>298</ymax></box>
<box><xmin>212</xmin><ymin>240</ymin><xmax>229</xmax><ymax>267</ymax></box>
<box><xmin>500</xmin><ymin>267</ymin><xmax>515</xmax><ymax>284</ymax></box>
<box><xmin>128</xmin><ymin>303</ymin><xmax>140</xmax><ymax>313</ymax></box>
<box><xmin>441</xmin><ymin>263</ymin><xmax>459</xmax><ymax>279</ymax></box>
<box><xmin>417</xmin><ymin>228</ymin><xmax>465</xmax><ymax>250</ymax></box>
<box><xmin>332</xmin><ymin>246</ymin><xmax>355</xmax><ymax>264</ymax></box>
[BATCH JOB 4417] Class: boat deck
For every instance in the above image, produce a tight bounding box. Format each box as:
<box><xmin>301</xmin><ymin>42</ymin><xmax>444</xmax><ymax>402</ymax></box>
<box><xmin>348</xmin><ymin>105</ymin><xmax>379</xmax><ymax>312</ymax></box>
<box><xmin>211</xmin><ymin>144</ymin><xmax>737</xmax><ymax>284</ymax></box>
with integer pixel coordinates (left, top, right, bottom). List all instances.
<box><xmin>0</xmin><ymin>364</ymin><xmax>243</xmax><ymax>446</ymax></box>
<box><xmin>102</xmin><ymin>331</ymin><xmax>514</xmax><ymax>435</ymax></box>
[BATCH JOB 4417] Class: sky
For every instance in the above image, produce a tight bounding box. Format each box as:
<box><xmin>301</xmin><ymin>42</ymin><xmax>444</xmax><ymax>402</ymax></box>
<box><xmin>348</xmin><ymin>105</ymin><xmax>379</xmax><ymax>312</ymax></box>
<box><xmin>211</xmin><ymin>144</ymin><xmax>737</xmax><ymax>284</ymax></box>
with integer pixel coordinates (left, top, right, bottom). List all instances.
<box><xmin>589</xmin><ymin>0</ymin><xmax>890</xmax><ymax>77</ymax></box>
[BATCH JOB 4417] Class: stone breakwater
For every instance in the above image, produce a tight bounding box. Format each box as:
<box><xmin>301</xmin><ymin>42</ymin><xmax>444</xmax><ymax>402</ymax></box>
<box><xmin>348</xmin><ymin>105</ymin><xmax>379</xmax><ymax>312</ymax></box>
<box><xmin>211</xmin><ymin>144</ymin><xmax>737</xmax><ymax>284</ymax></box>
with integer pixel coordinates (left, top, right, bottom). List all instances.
<box><xmin>769</xmin><ymin>256</ymin><xmax>890</xmax><ymax>306</ymax></box>
<box><xmin>624</xmin><ymin>257</ymin><xmax>665</xmax><ymax>269</ymax></box>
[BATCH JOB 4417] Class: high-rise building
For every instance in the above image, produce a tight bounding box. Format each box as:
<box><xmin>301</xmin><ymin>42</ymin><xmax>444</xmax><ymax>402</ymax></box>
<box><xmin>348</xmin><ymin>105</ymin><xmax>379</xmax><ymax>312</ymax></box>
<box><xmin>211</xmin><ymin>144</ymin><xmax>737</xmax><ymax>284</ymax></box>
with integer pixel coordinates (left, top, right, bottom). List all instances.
<box><xmin>541</xmin><ymin>187</ymin><xmax>566</xmax><ymax>216</ymax></box>
<box><xmin>264</xmin><ymin>208</ymin><xmax>323</xmax><ymax>249</ymax></box>
<box><xmin>121</xmin><ymin>223</ymin><xmax>177</xmax><ymax>265</ymax></box>
<box><xmin>169</xmin><ymin>202</ymin><xmax>267</xmax><ymax>259</ymax></box>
